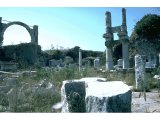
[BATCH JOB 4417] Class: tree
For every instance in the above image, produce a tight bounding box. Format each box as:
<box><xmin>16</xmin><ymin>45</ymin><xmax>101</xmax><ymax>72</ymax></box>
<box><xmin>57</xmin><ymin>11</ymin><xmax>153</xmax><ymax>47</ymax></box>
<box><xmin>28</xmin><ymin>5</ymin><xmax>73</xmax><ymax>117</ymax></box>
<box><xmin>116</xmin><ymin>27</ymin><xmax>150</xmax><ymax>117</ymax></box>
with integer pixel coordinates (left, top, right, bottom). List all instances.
<box><xmin>52</xmin><ymin>50</ymin><xmax>64</xmax><ymax>60</ymax></box>
<box><xmin>66</xmin><ymin>46</ymin><xmax>80</xmax><ymax>62</ymax></box>
<box><xmin>129</xmin><ymin>14</ymin><xmax>160</xmax><ymax>58</ymax></box>
<box><xmin>134</xmin><ymin>14</ymin><xmax>160</xmax><ymax>43</ymax></box>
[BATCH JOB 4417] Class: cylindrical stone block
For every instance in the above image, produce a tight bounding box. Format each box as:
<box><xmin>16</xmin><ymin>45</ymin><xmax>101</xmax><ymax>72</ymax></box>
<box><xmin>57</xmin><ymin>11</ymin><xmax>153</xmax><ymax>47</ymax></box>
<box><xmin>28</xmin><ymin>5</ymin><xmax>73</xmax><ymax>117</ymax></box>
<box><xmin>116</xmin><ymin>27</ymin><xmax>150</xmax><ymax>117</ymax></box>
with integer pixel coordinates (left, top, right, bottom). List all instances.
<box><xmin>106</xmin><ymin>47</ymin><xmax>113</xmax><ymax>70</ymax></box>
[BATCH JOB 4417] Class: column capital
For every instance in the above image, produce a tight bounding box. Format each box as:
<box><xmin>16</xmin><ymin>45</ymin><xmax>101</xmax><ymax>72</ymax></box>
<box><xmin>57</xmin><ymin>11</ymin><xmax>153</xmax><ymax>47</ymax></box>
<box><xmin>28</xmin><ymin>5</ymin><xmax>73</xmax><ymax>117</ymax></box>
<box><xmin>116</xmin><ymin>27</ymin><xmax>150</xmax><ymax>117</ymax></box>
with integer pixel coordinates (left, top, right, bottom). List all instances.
<box><xmin>103</xmin><ymin>33</ymin><xmax>113</xmax><ymax>39</ymax></box>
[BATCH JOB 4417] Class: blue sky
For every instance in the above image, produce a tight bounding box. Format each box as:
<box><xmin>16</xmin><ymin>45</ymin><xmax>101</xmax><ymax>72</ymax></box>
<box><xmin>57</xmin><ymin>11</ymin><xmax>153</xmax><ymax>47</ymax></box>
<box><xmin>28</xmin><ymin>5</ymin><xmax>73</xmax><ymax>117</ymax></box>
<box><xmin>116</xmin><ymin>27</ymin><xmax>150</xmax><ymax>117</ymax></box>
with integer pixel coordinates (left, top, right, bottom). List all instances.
<box><xmin>0</xmin><ymin>7</ymin><xmax>160</xmax><ymax>51</ymax></box>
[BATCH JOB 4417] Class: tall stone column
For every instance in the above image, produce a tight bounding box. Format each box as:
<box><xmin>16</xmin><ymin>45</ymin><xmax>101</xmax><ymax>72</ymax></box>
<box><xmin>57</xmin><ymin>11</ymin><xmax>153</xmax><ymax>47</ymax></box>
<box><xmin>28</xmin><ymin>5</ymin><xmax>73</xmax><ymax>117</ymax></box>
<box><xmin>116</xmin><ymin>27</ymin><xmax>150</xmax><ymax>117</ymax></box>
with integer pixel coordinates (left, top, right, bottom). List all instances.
<box><xmin>0</xmin><ymin>17</ymin><xmax>3</xmax><ymax>46</ymax></box>
<box><xmin>79</xmin><ymin>47</ymin><xmax>82</xmax><ymax>71</ymax></box>
<box><xmin>159</xmin><ymin>53</ymin><xmax>160</xmax><ymax>66</ymax></box>
<box><xmin>33</xmin><ymin>25</ymin><xmax>38</xmax><ymax>45</ymax></box>
<box><xmin>105</xmin><ymin>43</ymin><xmax>113</xmax><ymax>70</ymax></box>
<box><xmin>122</xmin><ymin>38</ymin><xmax>129</xmax><ymax>69</ymax></box>
<box><xmin>103</xmin><ymin>11</ymin><xmax>113</xmax><ymax>71</ymax></box>
<box><xmin>120</xmin><ymin>8</ymin><xmax>129</xmax><ymax>69</ymax></box>
<box><xmin>135</xmin><ymin>54</ymin><xmax>146</xmax><ymax>89</ymax></box>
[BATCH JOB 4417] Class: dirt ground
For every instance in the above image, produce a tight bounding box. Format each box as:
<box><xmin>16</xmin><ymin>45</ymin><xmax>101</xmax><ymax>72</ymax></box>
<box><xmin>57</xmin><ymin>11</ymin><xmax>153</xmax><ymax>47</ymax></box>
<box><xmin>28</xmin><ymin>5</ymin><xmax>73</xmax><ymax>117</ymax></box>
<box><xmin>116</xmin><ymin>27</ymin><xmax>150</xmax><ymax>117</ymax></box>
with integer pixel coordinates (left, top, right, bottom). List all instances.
<box><xmin>132</xmin><ymin>91</ymin><xmax>160</xmax><ymax>113</ymax></box>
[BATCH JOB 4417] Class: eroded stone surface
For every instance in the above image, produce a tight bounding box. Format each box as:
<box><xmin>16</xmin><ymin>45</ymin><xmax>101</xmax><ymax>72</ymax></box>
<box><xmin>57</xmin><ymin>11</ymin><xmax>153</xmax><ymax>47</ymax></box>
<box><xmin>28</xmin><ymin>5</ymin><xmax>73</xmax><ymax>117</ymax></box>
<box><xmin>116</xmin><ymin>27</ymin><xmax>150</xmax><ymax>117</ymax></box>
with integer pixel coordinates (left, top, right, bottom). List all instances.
<box><xmin>85</xmin><ymin>81</ymin><xmax>132</xmax><ymax>112</ymax></box>
<box><xmin>132</xmin><ymin>92</ymin><xmax>160</xmax><ymax>113</ymax></box>
<box><xmin>60</xmin><ymin>78</ymin><xmax>132</xmax><ymax>113</ymax></box>
<box><xmin>65</xmin><ymin>81</ymin><xmax>86</xmax><ymax>112</ymax></box>
<box><xmin>135</xmin><ymin>54</ymin><xmax>146</xmax><ymax>89</ymax></box>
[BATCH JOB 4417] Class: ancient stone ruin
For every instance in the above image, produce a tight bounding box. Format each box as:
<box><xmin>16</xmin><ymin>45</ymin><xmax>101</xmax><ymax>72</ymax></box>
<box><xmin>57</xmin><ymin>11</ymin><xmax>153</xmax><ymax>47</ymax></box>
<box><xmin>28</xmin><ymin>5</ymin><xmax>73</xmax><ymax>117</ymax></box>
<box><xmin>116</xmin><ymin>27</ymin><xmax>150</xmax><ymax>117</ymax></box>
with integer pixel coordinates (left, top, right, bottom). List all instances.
<box><xmin>0</xmin><ymin>17</ymin><xmax>40</xmax><ymax>67</ymax></box>
<box><xmin>0</xmin><ymin>17</ymin><xmax>38</xmax><ymax>46</ymax></box>
<box><xmin>103</xmin><ymin>8</ymin><xmax>129</xmax><ymax>71</ymax></box>
<box><xmin>79</xmin><ymin>47</ymin><xmax>82</xmax><ymax>71</ymax></box>
<box><xmin>53</xmin><ymin>77</ymin><xmax>132</xmax><ymax>113</ymax></box>
<box><xmin>94</xmin><ymin>58</ymin><xmax>100</xmax><ymax>69</ymax></box>
<box><xmin>135</xmin><ymin>54</ymin><xmax>146</xmax><ymax>89</ymax></box>
<box><xmin>0</xmin><ymin>71</ymin><xmax>58</xmax><ymax>112</ymax></box>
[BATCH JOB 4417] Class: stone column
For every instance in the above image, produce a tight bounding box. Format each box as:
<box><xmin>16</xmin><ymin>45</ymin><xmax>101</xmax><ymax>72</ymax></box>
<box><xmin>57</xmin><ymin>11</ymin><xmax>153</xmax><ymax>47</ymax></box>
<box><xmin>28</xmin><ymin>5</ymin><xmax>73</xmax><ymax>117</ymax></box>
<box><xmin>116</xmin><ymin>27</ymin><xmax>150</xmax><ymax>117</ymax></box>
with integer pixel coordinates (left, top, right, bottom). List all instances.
<box><xmin>0</xmin><ymin>17</ymin><xmax>3</xmax><ymax>46</ymax></box>
<box><xmin>122</xmin><ymin>38</ymin><xmax>129</xmax><ymax>69</ymax></box>
<box><xmin>79</xmin><ymin>48</ymin><xmax>82</xmax><ymax>71</ymax></box>
<box><xmin>33</xmin><ymin>25</ymin><xmax>38</xmax><ymax>45</ymax></box>
<box><xmin>120</xmin><ymin>8</ymin><xmax>129</xmax><ymax>69</ymax></box>
<box><xmin>154</xmin><ymin>54</ymin><xmax>157</xmax><ymax>65</ymax></box>
<box><xmin>0</xmin><ymin>17</ymin><xmax>2</xmax><ymax>22</ymax></box>
<box><xmin>135</xmin><ymin>54</ymin><xmax>146</xmax><ymax>89</ymax></box>
<box><xmin>122</xmin><ymin>8</ymin><xmax>126</xmax><ymax>26</ymax></box>
<box><xmin>94</xmin><ymin>58</ymin><xmax>100</xmax><ymax>69</ymax></box>
<box><xmin>105</xmin><ymin>43</ymin><xmax>113</xmax><ymax>70</ymax></box>
<box><xmin>103</xmin><ymin>11</ymin><xmax>113</xmax><ymax>71</ymax></box>
<box><xmin>122</xmin><ymin>8</ymin><xmax>127</xmax><ymax>33</ymax></box>
<box><xmin>31</xmin><ymin>25</ymin><xmax>39</xmax><ymax>65</ymax></box>
<box><xmin>159</xmin><ymin>53</ymin><xmax>160</xmax><ymax>66</ymax></box>
<box><xmin>105</xmin><ymin>12</ymin><xmax>112</xmax><ymax>31</ymax></box>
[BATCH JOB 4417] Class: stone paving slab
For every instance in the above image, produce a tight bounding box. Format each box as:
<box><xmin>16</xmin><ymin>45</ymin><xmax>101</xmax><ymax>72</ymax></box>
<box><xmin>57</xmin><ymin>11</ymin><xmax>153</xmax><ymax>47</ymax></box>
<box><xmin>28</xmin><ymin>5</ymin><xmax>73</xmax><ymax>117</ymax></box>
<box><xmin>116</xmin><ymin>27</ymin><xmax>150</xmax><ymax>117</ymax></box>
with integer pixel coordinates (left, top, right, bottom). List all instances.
<box><xmin>132</xmin><ymin>92</ymin><xmax>160</xmax><ymax>113</ymax></box>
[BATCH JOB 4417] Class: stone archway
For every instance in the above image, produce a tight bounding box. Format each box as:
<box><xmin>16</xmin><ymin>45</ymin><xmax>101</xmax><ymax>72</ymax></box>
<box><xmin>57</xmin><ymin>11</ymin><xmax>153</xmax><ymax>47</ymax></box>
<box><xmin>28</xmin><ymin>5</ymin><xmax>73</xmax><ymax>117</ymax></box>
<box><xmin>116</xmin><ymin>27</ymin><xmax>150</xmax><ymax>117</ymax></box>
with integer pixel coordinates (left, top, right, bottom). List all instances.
<box><xmin>0</xmin><ymin>17</ymin><xmax>38</xmax><ymax>46</ymax></box>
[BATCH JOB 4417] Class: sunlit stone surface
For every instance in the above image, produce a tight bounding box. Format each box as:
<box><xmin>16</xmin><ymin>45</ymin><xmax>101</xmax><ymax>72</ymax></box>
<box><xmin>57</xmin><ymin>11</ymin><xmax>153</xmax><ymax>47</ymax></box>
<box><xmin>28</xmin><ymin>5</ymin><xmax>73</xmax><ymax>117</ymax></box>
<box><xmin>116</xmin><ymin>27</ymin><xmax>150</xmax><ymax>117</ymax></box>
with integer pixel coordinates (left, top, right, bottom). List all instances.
<box><xmin>60</xmin><ymin>77</ymin><xmax>132</xmax><ymax>113</ymax></box>
<box><xmin>85</xmin><ymin>81</ymin><xmax>131</xmax><ymax>112</ymax></box>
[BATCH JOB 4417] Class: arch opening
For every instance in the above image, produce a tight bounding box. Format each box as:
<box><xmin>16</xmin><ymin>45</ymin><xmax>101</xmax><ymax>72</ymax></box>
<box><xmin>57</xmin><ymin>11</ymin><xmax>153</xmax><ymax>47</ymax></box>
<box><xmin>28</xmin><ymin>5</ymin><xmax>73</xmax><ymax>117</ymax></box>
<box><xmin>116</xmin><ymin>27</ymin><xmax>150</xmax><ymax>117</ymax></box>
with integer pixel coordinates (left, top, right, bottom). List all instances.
<box><xmin>113</xmin><ymin>43</ymin><xmax>122</xmax><ymax>65</ymax></box>
<box><xmin>3</xmin><ymin>25</ymin><xmax>31</xmax><ymax>46</ymax></box>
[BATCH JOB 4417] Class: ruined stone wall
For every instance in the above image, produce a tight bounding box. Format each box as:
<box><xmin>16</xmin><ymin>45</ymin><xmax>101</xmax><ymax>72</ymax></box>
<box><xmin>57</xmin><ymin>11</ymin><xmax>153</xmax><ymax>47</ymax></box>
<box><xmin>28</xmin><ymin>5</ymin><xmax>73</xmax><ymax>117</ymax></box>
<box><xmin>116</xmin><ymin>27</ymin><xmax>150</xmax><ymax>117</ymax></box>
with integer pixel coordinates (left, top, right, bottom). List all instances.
<box><xmin>0</xmin><ymin>43</ymin><xmax>41</xmax><ymax>67</ymax></box>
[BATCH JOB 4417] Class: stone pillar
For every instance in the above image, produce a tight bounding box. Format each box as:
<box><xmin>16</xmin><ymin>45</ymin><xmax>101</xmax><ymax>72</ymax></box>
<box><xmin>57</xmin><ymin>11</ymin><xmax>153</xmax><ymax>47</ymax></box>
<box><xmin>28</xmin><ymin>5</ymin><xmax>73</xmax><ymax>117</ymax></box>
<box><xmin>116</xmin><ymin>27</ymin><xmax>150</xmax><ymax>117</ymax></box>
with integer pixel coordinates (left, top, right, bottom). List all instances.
<box><xmin>159</xmin><ymin>53</ymin><xmax>160</xmax><ymax>66</ymax></box>
<box><xmin>0</xmin><ymin>17</ymin><xmax>3</xmax><ymax>46</ymax></box>
<box><xmin>122</xmin><ymin>8</ymin><xmax>127</xmax><ymax>33</ymax></box>
<box><xmin>105</xmin><ymin>12</ymin><xmax>112</xmax><ymax>31</ymax></box>
<box><xmin>103</xmin><ymin>11</ymin><xmax>113</xmax><ymax>71</ymax></box>
<box><xmin>120</xmin><ymin>8</ymin><xmax>129</xmax><ymax>69</ymax></box>
<box><xmin>94</xmin><ymin>58</ymin><xmax>100</xmax><ymax>69</ymax></box>
<box><xmin>135</xmin><ymin>54</ymin><xmax>146</xmax><ymax>89</ymax></box>
<box><xmin>122</xmin><ymin>8</ymin><xmax>126</xmax><ymax>26</ymax></box>
<box><xmin>31</xmin><ymin>25</ymin><xmax>38</xmax><ymax>64</ymax></box>
<box><xmin>0</xmin><ymin>17</ymin><xmax>2</xmax><ymax>23</ymax></box>
<box><xmin>118</xmin><ymin>31</ymin><xmax>129</xmax><ymax>69</ymax></box>
<box><xmin>122</xmin><ymin>39</ymin><xmax>129</xmax><ymax>69</ymax></box>
<box><xmin>154</xmin><ymin>54</ymin><xmax>157</xmax><ymax>65</ymax></box>
<box><xmin>33</xmin><ymin>25</ymin><xmax>38</xmax><ymax>45</ymax></box>
<box><xmin>79</xmin><ymin>48</ymin><xmax>82</xmax><ymax>71</ymax></box>
<box><xmin>105</xmin><ymin>44</ymin><xmax>113</xmax><ymax>70</ymax></box>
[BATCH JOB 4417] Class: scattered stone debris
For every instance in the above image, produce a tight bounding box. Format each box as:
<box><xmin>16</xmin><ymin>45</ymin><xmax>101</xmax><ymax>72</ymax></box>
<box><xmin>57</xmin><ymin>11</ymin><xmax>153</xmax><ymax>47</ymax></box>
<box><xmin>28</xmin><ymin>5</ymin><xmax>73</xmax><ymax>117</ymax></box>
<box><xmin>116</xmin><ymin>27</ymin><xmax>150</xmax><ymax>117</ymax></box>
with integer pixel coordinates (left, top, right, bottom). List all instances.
<box><xmin>0</xmin><ymin>71</ymin><xmax>59</xmax><ymax>112</ymax></box>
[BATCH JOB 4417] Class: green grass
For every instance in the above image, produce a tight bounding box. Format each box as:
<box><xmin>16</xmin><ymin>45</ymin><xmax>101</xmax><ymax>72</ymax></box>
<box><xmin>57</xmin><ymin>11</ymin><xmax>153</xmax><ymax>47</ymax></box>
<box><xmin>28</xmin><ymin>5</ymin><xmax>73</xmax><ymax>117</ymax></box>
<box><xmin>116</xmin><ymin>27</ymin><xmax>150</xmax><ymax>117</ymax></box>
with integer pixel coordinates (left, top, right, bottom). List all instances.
<box><xmin>1</xmin><ymin>66</ymin><xmax>160</xmax><ymax>112</ymax></box>
<box><xmin>11</xmin><ymin>67</ymin><xmax>102</xmax><ymax>112</ymax></box>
